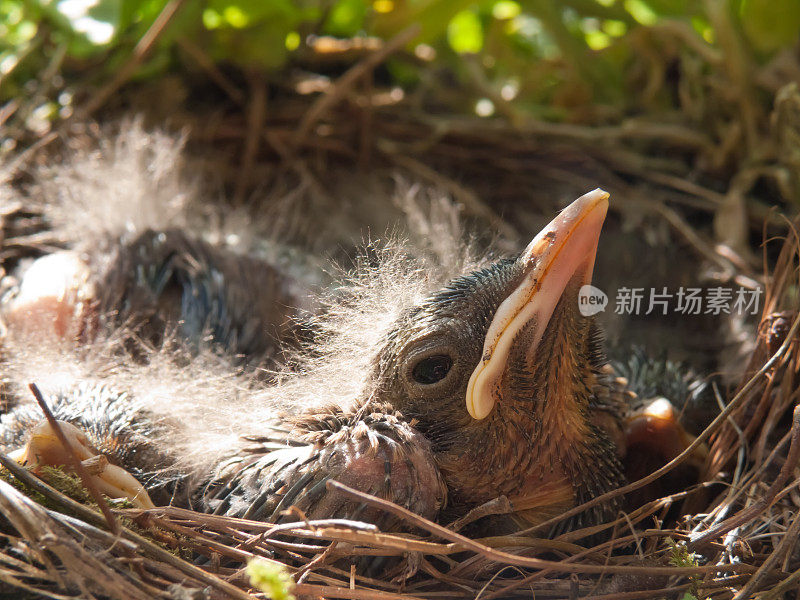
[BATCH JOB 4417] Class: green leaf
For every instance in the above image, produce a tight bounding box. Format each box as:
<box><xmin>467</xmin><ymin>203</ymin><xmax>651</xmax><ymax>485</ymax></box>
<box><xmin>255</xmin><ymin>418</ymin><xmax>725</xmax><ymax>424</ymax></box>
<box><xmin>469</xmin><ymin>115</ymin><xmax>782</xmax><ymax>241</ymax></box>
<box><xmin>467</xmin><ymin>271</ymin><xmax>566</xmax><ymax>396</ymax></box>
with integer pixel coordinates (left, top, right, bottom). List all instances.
<box><xmin>285</xmin><ymin>30</ymin><xmax>300</xmax><ymax>51</ymax></box>
<box><xmin>637</xmin><ymin>0</ymin><xmax>689</xmax><ymax>17</ymax></box>
<box><xmin>87</xmin><ymin>0</ymin><xmax>122</xmax><ymax>29</ymax></box>
<box><xmin>223</xmin><ymin>4</ymin><xmax>250</xmax><ymax>28</ymax></box>
<box><xmin>492</xmin><ymin>0</ymin><xmax>521</xmax><ymax>20</ymax></box>
<box><xmin>602</xmin><ymin>19</ymin><xmax>627</xmax><ymax>37</ymax></box>
<box><xmin>585</xmin><ymin>30</ymin><xmax>611</xmax><ymax>49</ymax></box>
<box><xmin>202</xmin><ymin>8</ymin><xmax>222</xmax><ymax>30</ymax></box>
<box><xmin>741</xmin><ymin>0</ymin><xmax>800</xmax><ymax>53</ymax></box>
<box><xmin>325</xmin><ymin>0</ymin><xmax>367</xmax><ymax>36</ymax></box>
<box><xmin>247</xmin><ymin>558</ymin><xmax>295</xmax><ymax>600</ymax></box>
<box><xmin>448</xmin><ymin>9</ymin><xmax>484</xmax><ymax>54</ymax></box>
<box><xmin>623</xmin><ymin>0</ymin><xmax>658</xmax><ymax>25</ymax></box>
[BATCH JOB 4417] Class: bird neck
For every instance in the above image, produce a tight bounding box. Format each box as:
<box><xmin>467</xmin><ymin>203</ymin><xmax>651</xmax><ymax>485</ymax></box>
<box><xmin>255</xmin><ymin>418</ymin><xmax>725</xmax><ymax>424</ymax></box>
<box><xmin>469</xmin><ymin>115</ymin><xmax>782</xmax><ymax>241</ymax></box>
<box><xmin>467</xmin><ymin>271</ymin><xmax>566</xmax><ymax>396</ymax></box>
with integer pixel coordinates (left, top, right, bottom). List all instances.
<box><xmin>519</xmin><ymin>300</ymin><xmax>597</xmax><ymax>446</ymax></box>
<box><xmin>438</xmin><ymin>308</ymin><xmax>621</xmax><ymax>525</ymax></box>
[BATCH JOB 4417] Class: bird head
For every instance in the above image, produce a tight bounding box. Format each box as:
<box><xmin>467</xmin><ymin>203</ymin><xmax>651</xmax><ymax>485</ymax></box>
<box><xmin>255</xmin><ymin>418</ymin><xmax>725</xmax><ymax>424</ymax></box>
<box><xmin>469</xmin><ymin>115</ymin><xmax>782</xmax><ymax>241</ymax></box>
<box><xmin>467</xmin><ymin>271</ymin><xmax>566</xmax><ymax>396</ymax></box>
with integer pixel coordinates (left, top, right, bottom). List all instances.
<box><xmin>375</xmin><ymin>189</ymin><xmax>608</xmax><ymax>423</ymax></box>
<box><xmin>371</xmin><ymin>189</ymin><xmax>615</xmax><ymax>510</ymax></box>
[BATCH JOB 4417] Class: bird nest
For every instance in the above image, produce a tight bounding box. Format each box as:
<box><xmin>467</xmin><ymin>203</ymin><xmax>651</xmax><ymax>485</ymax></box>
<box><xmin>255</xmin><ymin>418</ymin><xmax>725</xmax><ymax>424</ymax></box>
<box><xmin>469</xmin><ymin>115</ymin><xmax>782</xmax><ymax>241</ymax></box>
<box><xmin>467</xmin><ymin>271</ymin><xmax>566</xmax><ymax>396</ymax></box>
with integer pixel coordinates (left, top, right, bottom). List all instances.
<box><xmin>0</xmin><ymin>215</ymin><xmax>797</xmax><ymax>600</ymax></box>
<box><xmin>1</xmin><ymin>27</ymin><xmax>800</xmax><ymax>597</ymax></box>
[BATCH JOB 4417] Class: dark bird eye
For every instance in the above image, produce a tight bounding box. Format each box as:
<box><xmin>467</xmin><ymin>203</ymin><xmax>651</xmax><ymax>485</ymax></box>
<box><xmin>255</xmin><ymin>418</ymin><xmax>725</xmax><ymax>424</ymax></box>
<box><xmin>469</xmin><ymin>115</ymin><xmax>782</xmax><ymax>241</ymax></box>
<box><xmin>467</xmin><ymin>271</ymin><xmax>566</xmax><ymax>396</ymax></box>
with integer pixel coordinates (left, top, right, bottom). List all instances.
<box><xmin>412</xmin><ymin>355</ymin><xmax>453</xmax><ymax>385</ymax></box>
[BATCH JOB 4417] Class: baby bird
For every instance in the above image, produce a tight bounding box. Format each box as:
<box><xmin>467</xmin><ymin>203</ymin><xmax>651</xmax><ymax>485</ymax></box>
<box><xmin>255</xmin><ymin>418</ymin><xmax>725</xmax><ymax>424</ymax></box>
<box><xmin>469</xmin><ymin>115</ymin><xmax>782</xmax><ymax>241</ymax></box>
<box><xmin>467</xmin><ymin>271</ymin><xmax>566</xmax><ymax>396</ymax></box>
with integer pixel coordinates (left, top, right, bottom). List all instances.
<box><xmin>2</xmin><ymin>228</ymin><xmax>312</xmax><ymax>365</ymax></box>
<box><xmin>0</xmin><ymin>189</ymin><xmax>697</xmax><ymax>536</ymax></box>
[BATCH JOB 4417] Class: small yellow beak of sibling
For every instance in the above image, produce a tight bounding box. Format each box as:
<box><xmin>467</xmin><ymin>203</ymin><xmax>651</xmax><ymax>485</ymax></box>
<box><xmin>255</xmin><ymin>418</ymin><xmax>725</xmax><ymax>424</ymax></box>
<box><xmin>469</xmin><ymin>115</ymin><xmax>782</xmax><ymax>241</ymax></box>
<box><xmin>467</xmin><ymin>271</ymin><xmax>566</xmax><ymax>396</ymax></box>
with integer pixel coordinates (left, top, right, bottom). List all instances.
<box><xmin>9</xmin><ymin>420</ymin><xmax>155</xmax><ymax>509</ymax></box>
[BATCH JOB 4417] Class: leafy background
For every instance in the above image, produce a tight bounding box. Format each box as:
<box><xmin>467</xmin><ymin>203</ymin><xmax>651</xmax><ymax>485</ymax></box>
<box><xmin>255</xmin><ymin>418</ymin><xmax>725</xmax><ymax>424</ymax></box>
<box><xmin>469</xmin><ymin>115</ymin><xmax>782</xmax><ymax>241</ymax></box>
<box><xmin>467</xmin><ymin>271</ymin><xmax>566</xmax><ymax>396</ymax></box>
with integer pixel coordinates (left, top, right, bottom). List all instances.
<box><xmin>3</xmin><ymin>0</ymin><xmax>798</xmax><ymax>127</ymax></box>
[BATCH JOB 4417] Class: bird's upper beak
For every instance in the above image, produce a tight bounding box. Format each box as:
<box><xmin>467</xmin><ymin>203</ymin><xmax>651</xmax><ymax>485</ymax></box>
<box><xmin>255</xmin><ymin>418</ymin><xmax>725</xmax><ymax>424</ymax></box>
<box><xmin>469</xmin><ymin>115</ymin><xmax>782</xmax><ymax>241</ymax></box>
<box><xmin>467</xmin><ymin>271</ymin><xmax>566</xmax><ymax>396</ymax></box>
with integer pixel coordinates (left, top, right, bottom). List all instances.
<box><xmin>466</xmin><ymin>189</ymin><xmax>609</xmax><ymax>420</ymax></box>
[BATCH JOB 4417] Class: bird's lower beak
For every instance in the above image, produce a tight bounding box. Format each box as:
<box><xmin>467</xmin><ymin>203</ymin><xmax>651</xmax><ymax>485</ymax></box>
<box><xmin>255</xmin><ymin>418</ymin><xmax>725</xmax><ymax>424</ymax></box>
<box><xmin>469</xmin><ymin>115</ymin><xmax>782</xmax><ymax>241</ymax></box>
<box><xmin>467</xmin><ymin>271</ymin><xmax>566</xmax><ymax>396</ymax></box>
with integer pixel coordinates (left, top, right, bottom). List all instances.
<box><xmin>466</xmin><ymin>189</ymin><xmax>609</xmax><ymax>420</ymax></box>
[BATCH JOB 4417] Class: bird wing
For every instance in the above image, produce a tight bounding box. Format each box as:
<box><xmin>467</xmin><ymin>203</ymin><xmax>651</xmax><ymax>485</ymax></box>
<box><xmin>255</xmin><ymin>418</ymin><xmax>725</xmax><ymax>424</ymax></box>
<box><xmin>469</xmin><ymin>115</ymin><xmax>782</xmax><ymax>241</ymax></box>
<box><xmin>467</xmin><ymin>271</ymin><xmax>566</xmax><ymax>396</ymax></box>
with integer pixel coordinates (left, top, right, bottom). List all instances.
<box><xmin>199</xmin><ymin>402</ymin><xmax>447</xmax><ymax>531</ymax></box>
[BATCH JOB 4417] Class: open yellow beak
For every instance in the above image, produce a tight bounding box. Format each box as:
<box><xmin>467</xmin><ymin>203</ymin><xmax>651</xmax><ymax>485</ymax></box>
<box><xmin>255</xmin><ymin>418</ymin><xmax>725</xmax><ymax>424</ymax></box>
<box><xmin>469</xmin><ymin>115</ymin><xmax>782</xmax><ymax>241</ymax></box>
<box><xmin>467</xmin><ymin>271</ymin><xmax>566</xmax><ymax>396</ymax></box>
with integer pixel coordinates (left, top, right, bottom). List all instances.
<box><xmin>465</xmin><ymin>189</ymin><xmax>610</xmax><ymax>420</ymax></box>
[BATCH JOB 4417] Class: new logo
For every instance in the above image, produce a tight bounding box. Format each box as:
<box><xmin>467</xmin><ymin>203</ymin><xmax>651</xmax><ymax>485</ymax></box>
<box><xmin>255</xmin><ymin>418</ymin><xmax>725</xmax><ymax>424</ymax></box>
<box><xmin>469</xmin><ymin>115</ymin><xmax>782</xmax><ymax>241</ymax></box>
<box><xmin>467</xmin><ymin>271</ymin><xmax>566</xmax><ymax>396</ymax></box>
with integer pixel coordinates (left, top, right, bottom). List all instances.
<box><xmin>578</xmin><ymin>285</ymin><xmax>608</xmax><ymax>316</ymax></box>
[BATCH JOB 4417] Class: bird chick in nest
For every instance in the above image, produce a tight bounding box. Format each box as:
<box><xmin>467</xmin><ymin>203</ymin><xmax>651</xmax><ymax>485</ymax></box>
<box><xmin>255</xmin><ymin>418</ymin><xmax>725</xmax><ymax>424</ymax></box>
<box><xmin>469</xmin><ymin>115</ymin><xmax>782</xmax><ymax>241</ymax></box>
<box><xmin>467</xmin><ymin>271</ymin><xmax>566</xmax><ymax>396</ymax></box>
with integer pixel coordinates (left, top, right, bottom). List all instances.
<box><xmin>0</xmin><ymin>130</ymin><xmax>704</xmax><ymax>538</ymax></box>
<box><xmin>0</xmin><ymin>196</ymin><xmax>704</xmax><ymax>534</ymax></box>
<box><xmin>1</xmin><ymin>121</ymin><xmax>316</xmax><ymax>366</ymax></box>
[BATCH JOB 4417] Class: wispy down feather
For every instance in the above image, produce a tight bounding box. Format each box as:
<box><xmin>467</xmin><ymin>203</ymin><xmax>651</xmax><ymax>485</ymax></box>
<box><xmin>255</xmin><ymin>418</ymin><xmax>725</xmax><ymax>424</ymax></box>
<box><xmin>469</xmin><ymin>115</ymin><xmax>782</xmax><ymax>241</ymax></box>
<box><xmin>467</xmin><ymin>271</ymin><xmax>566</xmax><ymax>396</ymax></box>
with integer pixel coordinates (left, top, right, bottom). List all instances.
<box><xmin>32</xmin><ymin>119</ymin><xmax>194</xmax><ymax>248</ymax></box>
<box><xmin>1</xmin><ymin>123</ymin><xmax>504</xmax><ymax>479</ymax></box>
